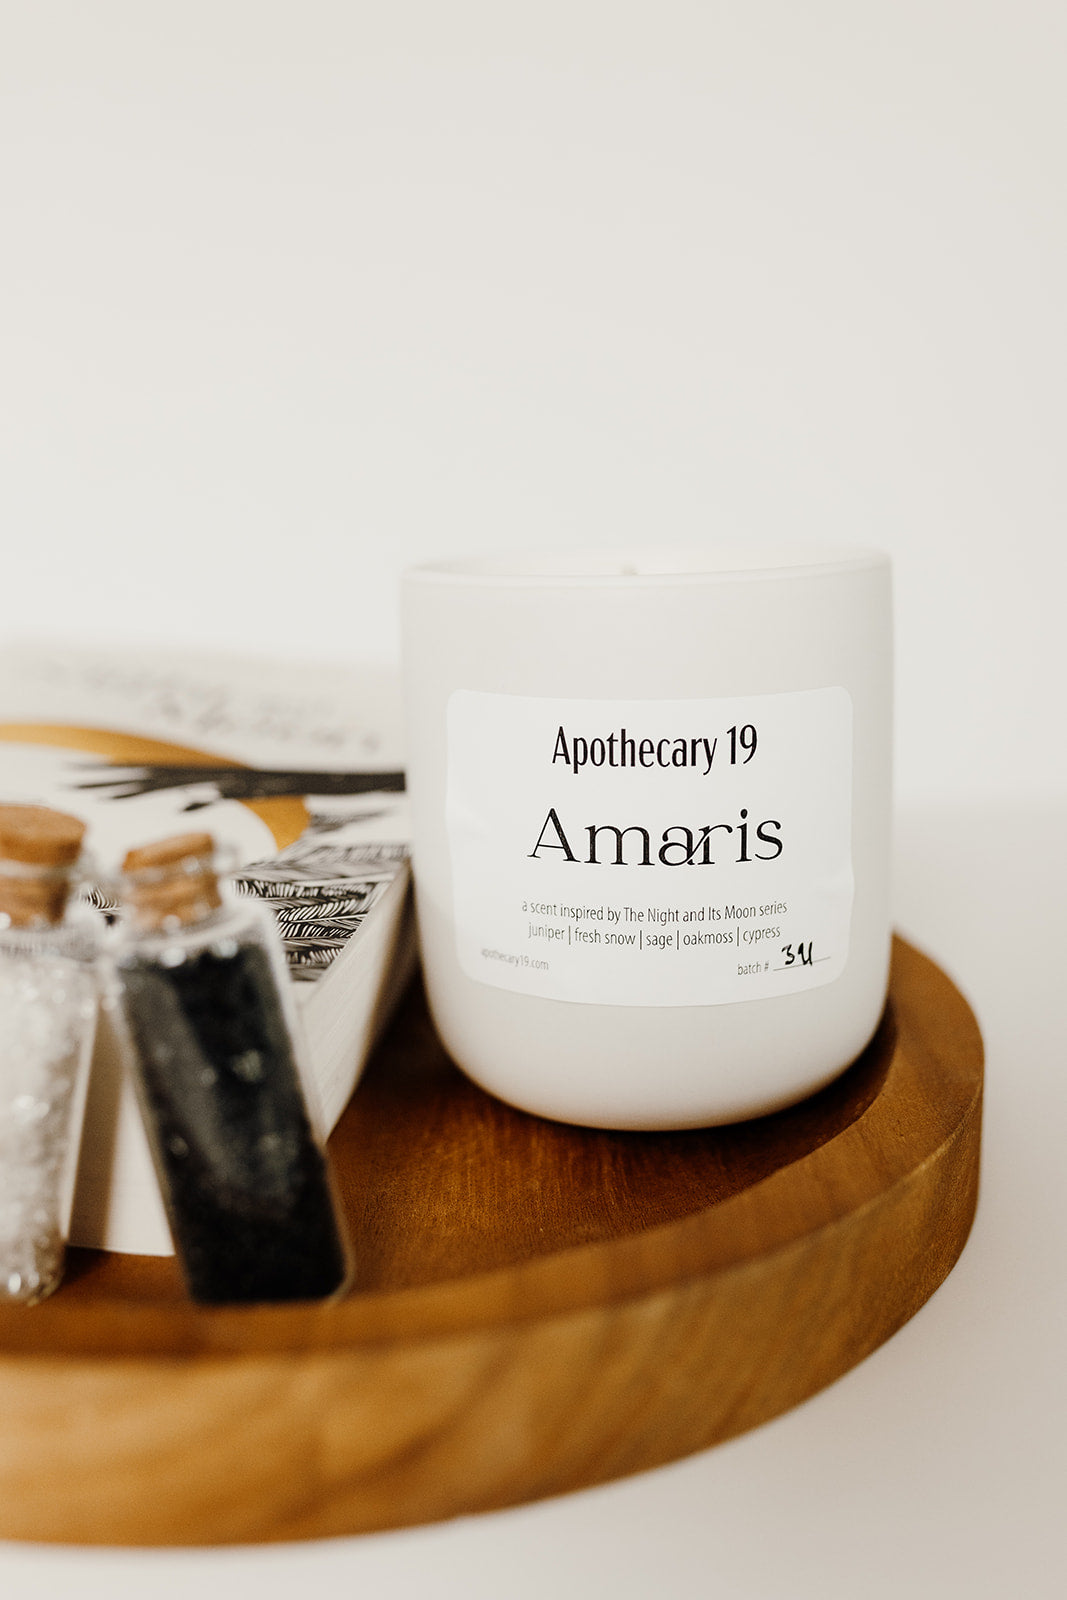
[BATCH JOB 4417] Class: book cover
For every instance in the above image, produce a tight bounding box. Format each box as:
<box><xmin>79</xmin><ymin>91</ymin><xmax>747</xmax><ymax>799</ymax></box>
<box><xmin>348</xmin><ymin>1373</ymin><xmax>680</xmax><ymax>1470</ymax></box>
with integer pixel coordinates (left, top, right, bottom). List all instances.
<box><xmin>0</xmin><ymin>643</ymin><xmax>412</xmax><ymax>1254</ymax></box>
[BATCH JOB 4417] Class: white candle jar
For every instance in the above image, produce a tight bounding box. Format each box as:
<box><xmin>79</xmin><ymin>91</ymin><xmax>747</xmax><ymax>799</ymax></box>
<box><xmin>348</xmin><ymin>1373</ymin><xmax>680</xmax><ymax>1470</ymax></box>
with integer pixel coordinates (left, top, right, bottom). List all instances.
<box><xmin>402</xmin><ymin>546</ymin><xmax>892</xmax><ymax>1130</ymax></box>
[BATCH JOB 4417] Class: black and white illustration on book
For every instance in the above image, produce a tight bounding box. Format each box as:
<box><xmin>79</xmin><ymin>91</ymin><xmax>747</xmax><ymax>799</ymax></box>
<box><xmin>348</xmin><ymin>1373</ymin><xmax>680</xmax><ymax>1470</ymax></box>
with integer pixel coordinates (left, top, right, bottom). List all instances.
<box><xmin>233</xmin><ymin>825</ymin><xmax>409</xmax><ymax>980</ymax></box>
<box><xmin>75</xmin><ymin>765</ymin><xmax>405</xmax><ymax>805</ymax></box>
<box><xmin>76</xmin><ymin>762</ymin><xmax>408</xmax><ymax>983</ymax></box>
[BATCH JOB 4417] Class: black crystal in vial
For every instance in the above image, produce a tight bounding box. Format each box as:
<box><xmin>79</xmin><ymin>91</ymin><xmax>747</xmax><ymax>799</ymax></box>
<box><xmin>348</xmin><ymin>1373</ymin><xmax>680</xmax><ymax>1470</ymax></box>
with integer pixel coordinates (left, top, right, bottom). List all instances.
<box><xmin>113</xmin><ymin>833</ymin><xmax>351</xmax><ymax>1305</ymax></box>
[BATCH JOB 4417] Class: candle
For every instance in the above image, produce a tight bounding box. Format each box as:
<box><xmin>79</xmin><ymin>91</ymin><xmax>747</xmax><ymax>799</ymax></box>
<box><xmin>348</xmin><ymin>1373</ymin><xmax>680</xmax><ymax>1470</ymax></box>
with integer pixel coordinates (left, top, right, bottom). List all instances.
<box><xmin>402</xmin><ymin>545</ymin><xmax>893</xmax><ymax>1130</ymax></box>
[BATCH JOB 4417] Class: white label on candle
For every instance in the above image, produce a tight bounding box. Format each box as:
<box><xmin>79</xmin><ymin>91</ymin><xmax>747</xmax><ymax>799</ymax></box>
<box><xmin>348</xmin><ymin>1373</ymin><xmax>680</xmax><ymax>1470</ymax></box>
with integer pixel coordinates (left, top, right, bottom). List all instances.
<box><xmin>446</xmin><ymin>688</ymin><xmax>853</xmax><ymax>1008</ymax></box>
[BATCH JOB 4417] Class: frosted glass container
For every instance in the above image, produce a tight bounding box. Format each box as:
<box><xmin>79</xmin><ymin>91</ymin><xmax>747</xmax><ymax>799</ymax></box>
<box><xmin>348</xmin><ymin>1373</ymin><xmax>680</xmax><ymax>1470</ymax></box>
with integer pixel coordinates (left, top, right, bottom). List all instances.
<box><xmin>402</xmin><ymin>545</ymin><xmax>892</xmax><ymax>1129</ymax></box>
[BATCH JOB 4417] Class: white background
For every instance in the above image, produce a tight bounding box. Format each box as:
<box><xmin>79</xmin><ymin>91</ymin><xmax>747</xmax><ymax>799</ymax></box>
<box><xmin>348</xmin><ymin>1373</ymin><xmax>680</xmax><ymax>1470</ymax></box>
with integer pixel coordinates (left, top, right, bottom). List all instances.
<box><xmin>1</xmin><ymin>4</ymin><xmax>1064</xmax><ymax>1596</ymax></box>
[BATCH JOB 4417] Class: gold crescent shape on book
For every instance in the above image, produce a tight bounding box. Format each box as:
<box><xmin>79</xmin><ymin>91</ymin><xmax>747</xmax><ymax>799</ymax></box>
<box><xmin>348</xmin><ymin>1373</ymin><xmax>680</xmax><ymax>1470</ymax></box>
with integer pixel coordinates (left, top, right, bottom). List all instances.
<box><xmin>0</xmin><ymin>724</ymin><xmax>309</xmax><ymax>851</ymax></box>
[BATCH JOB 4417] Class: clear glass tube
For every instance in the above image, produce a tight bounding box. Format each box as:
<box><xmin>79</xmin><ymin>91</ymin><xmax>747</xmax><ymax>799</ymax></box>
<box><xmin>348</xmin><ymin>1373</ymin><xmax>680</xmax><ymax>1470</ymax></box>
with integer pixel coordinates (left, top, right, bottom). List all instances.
<box><xmin>111</xmin><ymin>889</ymin><xmax>350</xmax><ymax>1304</ymax></box>
<box><xmin>0</xmin><ymin>909</ymin><xmax>101</xmax><ymax>1303</ymax></box>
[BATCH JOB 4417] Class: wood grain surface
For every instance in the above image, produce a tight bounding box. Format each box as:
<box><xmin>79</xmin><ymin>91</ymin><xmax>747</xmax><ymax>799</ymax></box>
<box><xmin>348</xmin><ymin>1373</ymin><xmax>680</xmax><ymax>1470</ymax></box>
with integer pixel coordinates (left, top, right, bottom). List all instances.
<box><xmin>0</xmin><ymin>935</ymin><xmax>983</xmax><ymax>1546</ymax></box>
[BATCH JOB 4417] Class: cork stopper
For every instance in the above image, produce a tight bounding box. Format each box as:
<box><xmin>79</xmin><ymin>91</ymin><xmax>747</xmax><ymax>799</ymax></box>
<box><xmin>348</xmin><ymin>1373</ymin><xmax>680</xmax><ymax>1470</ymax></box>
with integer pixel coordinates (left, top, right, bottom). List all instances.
<box><xmin>0</xmin><ymin>804</ymin><xmax>87</xmax><ymax>927</ymax></box>
<box><xmin>121</xmin><ymin>831</ymin><xmax>223</xmax><ymax>931</ymax></box>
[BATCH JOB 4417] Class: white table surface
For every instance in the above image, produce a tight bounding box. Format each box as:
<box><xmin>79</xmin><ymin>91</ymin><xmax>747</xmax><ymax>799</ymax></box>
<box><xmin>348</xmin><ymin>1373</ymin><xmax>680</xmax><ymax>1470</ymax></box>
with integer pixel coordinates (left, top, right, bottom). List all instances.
<box><xmin>1</xmin><ymin>793</ymin><xmax>1062</xmax><ymax>1599</ymax></box>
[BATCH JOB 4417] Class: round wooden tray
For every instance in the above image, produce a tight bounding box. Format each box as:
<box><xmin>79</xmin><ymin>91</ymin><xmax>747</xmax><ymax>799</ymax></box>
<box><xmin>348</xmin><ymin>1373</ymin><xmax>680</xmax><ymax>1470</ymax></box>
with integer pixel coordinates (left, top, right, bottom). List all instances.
<box><xmin>0</xmin><ymin>935</ymin><xmax>982</xmax><ymax>1547</ymax></box>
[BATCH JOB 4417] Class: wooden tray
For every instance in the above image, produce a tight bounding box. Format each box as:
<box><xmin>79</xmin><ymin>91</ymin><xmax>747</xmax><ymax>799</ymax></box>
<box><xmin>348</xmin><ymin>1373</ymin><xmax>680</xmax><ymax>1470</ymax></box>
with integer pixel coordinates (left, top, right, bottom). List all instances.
<box><xmin>0</xmin><ymin>935</ymin><xmax>982</xmax><ymax>1546</ymax></box>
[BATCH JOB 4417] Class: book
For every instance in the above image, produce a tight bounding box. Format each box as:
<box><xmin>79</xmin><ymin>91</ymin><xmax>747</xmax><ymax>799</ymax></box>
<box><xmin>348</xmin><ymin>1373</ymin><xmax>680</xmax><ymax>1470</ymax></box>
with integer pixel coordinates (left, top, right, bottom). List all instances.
<box><xmin>0</xmin><ymin>642</ymin><xmax>413</xmax><ymax>1255</ymax></box>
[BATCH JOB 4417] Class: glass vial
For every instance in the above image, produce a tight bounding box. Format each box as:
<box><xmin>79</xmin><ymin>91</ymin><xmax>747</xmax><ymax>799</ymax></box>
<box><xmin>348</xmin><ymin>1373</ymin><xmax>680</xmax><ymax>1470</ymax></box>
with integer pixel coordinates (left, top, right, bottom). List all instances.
<box><xmin>111</xmin><ymin>832</ymin><xmax>351</xmax><ymax>1304</ymax></box>
<box><xmin>0</xmin><ymin>805</ymin><xmax>101</xmax><ymax>1304</ymax></box>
